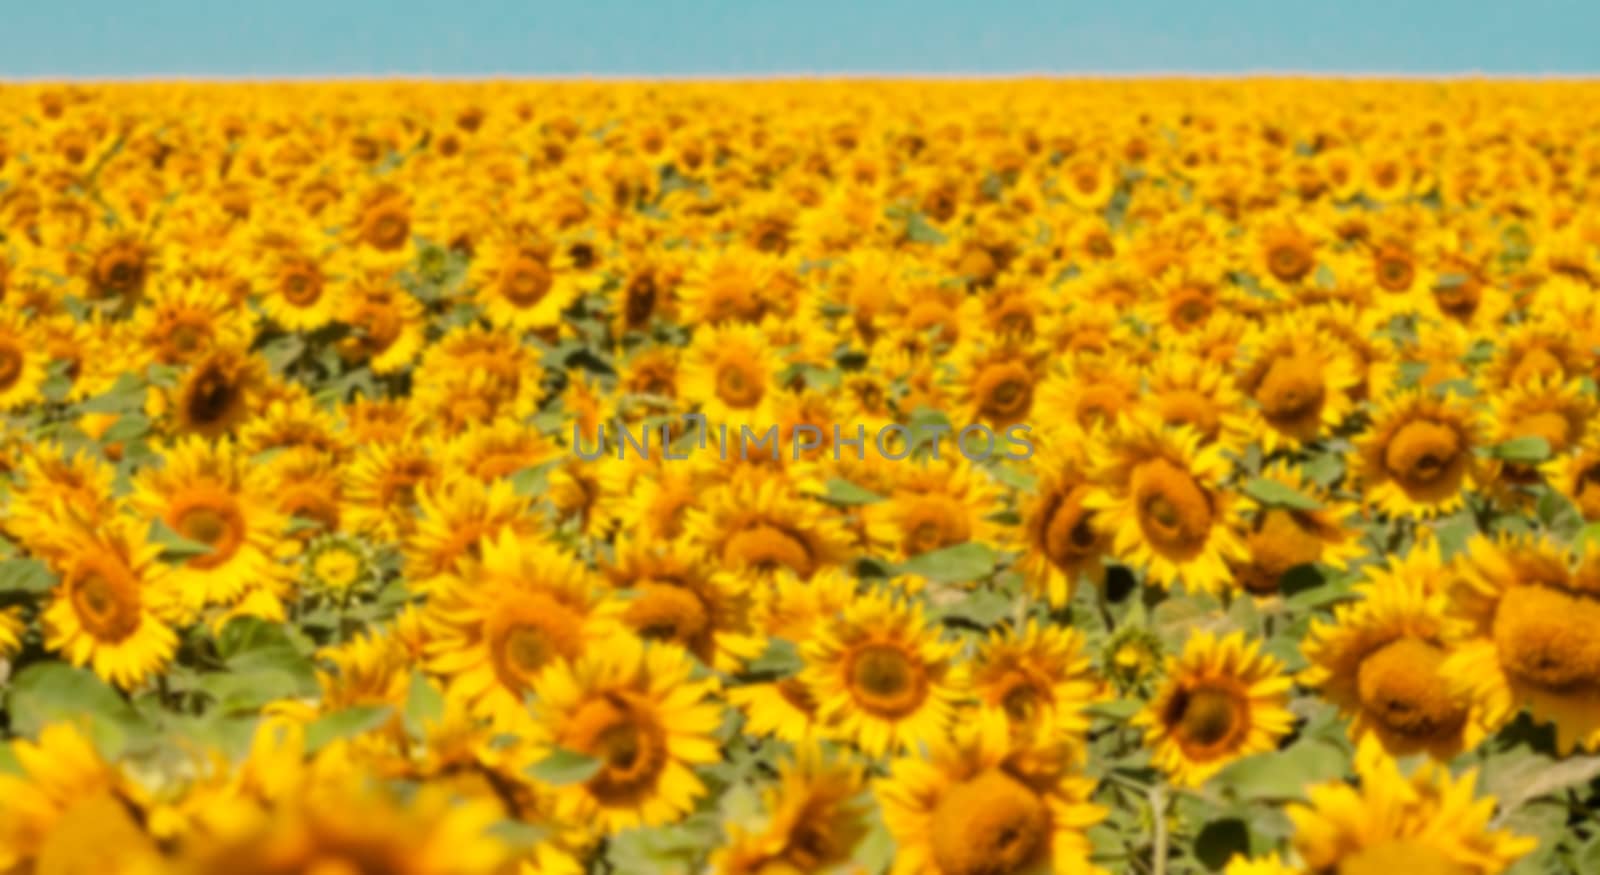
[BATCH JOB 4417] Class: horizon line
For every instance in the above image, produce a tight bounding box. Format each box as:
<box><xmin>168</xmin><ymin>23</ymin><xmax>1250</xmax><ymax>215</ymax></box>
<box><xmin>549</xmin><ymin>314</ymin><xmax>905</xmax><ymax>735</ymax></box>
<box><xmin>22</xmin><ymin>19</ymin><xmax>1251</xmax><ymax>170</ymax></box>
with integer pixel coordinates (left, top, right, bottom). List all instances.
<box><xmin>3</xmin><ymin>69</ymin><xmax>1599</xmax><ymax>84</ymax></box>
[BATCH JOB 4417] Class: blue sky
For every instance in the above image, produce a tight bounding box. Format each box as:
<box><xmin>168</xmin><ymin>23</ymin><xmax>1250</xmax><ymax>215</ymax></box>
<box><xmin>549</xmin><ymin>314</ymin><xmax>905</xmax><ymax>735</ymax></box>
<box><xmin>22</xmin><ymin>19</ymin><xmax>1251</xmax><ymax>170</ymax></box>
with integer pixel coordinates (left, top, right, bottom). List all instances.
<box><xmin>2</xmin><ymin>0</ymin><xmax>1595</xmax><ymax>77</ymax></box>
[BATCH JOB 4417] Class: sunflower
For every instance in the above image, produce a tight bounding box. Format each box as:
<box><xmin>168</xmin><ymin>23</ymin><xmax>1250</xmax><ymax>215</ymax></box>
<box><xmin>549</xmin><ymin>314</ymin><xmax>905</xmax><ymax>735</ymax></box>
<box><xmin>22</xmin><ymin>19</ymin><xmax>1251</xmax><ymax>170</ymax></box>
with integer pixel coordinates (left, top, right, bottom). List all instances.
<box><xmin>1442</xmin><ymin>534</ymin><xmax>1600</xmax><ymax>753</ymax></box>
<box><xmin>468</xmin><ymin>236</ymin><xmax>581</xmax><ymax>332</ymax></box>
<box><xmin>253</xmin><ymin>241</ymin><xmax>344</xmax><ymax>331</ymax></box>
<box><xmin>1480</xmin><ymin>321</ymin><xmax>1585</xmax><ymax>391</ymax></box>
<box><xmin>1015</xmin><ymin>431</ymin><xmax>1109</xmax><ymax>607</ymax></box>
<box><xmin>0</xmin><ymin>723</ymin><xmax>153</xmax><ymax>874</ymax></box>
<box><xmin>800</xmin><ymin>588</ymin><xmax>964</xmax><ymax>757</ymax></box>
<box><xmin>132</xmin><ymin>277</ymin><xmax>257</xmax><ymax>367</ymax></box>
<box><xmin>348</xmin><ymin>184</ymin><xmax>416</xmax><ymax>263</ymax></box>
<box><xmin>1085</xmin><ymin>418</ymin><xmax>1246</xmax><ymax>595</ymax></box>
<box><xmin>710</xmin><ymin>743</ymin><xmax>870</xmax><ymax>875</ymax></box>
<box><xmin>729</xmin><ymin>569</ymin><xmax>861</xmax><ymax>742</ymax></box>
<box><xmin>1235</xmin><ymin>321</ymin><xmax>1359</xmax><ymax>450</ymax></box>
<box><xmin>131</xmin><ymin>436</ymin><xmax>288</xmax><ymax>613</ymax></box>
<box><xmin>344</xmin><ymin>438</ymin><xmax>444</xmax><ymax>540</ymax></box>
<box><xmin>37</xmin><ymin>514</ymin><xmax>180</xmax><ymax>690</ymax></box>
<box><xmin>2</xmin><ymin>440</ymin><xmax>119</xmax><ymax>557</ymax></box>
<box><xmin>444</xmin><ymin>416</ymin><xmax>561</xmax><ymax>482</ymax></box>
<box><xmin>149</xmin><ymin>345</ymin><xmax>271</xmax><ymax>439</ymax></box>
<box><xmin>0</xmin><ymin>311</ymin><xmax>48</xmax><ymax>411</ymax></box>
<box><xmin>1287</xmin><ymin>737</ymin><xmax>1536</xmax><ymax>875</ymax></box>
<box><xmin>605</xmin><ymin>459</ymin><xmax>700</xmax><ymax>542</ymax></box>
<box><xmin>876</xmin><ymin>711</ymin><xmax>1105</xmax><ymax>875</ymax></box>
<box><xmin>1352</xmin><ymin>388</ymin><xmax>1484</xmax><ymax>519</ymax></box>
<box><xmin>678</xmin><ymin>246</ymin><xmax>783</xmax><ymax>325</ymax></box>
<box><xmin>1233</xmin><ymin>461</ymin><xmax>1364</xmax><ymax>596</ymax></box>
<box><xmin>684</xmin><ymin>471</ymin><xmax>854</xmax><ymax>583</ymax></box>
<box><xmin>1551</xmin><ymin>434</ymin><xmax>1600</xmax><ymax>521</ymax></box>
<box><xmin>1034</xmin><ymin>353</ymin><xmax>1141</xmax><ymax>435</ymax></box>
<box><xmin>602</xmin><ymin>536</ymin><xmax>762</xmax><ymax>672</ymax></box>
<box><xmin>1255</xmin><ymin>217</ymin><xmax>1320</xmax><ymax>293</ymax></box>
<box><xmin>77</xmin><ymin>230</ymin><xmax>154</xmax><ymax>307</ymax></box>
<box><xmin>969</xmin><ymin>620</ymin><xmax>1104</xmax><ymax>752</ymax></box>
<box><xmin>680</xmin><ymin>321</ymin><xmax>780</xmax><ymax>425</ymax></box>
<box><xmin>1059</xmin><ymin>150</ymin><xmax>1117</xmax><ymax>211</ymax></box>
<box><xmin>1135</xmin><ymin>630</ymin><xmax>1294</xmax><ymax>788</ymax></box>
<box><xmin>1482</xmin><ymin>376</ymin><xmax>1593</xmax><ymax>490</ymax></box>
<box><xmin>950</xmin><ymin>340</ymin><xmax>1046</xmax><ymax>431</ymax></box>
<box><xmin>403</xmin><ymin>476</ymin><xmax>540</xmax><ymax>583</ymax></box>
<box><xmin>335</xmin><ymin>268</ymin><xmax>426</xmax><ymax>374</ymax></box>
<box><xmin>1141</xmin><ymin>352</ymin><xmax>1251</xmax><ymax>450</ymax></box>
<box><xmin>863</xmin><ymin>455</ymin><xmax>1007</xmax><ymax>562</ymax></box>
<box><xmin>529</xmin><ymin>636</ymin><xmax>723</xmax><ymax>834</ymax></box>
<box><xmin>1300</xmin><ymin>548</ymin><xmax>1485</xmax><ymax>759</ymax></box>
<box><xmin>423</xmin><ymin>531</ymin><xmax>618</xmax><ymax>730</ymax></box>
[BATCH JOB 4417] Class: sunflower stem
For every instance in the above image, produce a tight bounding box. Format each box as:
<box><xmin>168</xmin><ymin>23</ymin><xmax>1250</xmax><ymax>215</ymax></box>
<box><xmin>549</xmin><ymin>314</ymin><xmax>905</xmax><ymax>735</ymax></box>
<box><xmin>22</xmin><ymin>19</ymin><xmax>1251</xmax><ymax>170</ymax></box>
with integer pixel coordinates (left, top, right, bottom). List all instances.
<box><xmin>1148</xmin><ymin>782</ymin><xmax>1169</xmax><ymax>875</ymax></box>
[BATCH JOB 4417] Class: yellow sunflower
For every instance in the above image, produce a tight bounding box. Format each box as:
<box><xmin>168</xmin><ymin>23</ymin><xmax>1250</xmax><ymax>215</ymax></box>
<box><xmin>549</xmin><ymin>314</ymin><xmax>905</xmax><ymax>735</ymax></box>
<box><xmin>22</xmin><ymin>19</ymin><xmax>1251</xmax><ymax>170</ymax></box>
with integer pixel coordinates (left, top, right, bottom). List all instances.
<box><xmin>1442</xmin><ymin>534</ymin><xmax>1600</xmax><ymax>753</ymax></box>
<box><xmin>1352</xmin><ymin>388</ymin><xmax>1484</xmax><ymax>519</ymax></box>
<box><xmin>1134</xmin><ymin>629</ymin><xmax>1294</xmax><ymax>788</ymax></box>
<box><xmin>1551</xmin><ymin>434</ymin><xmax>1600</xmax><ymax>521</ymax></box>
<box><xmin>969</xmin><ymin>620</ymin><xmax>1104</xmax><ymax>753</ymax></box>
<box><xmin>0</xmin><ymin>723</ymin><xmax>154</xmax><ymax>874</ymax></box>
<box><xmin>602</xmin><ymin>536</ymin><xmax>762</xmax><ymax>672</ymax></box>
<box><xmin>1235</xmin><ymin>321</ymin><xmax>1360</xmax><ymax>451</ymax></box>
<box><xmin>529</xmin><ymin>635</ymin><xmax>723</xmax><ymax>835</ymax></box>
<box><xmin>863</xmin><ymin>455</ymin><xmax>1007</xmax><ymax>562</ymax></box>
<box><xmin>40</xmin><ymin>514</ymin><xmax>180</xmax><ymax>690</ymax></box>
<box><xmin>468</xmin><ymin>235</ymin><xmax>581</xmax><ymax>332</ymax></box>
<box><xmin>709</xmin><ymin>742</ymin><xmax>870</xmax><ymax>875</ymax></box>
<box><xmin>423</xmin><ymin>531</ymin><xmax>619</xmax><ymax>731</ymax></box>
<box><xmin>1287</xmin><ymin>737</ymin><xmax>1536</xmax><ymax>874</ymax></box>
<box><xmin>800</xmin><ymin>588</ymin><xmax>964</xmax><ymax>757</ymax></box>
<box><xmin>403</xmin><ymin>476</ymin><xmax>540</xmax><ymax>583</ymax></box>
<box><xmin>131</xmin><ymin>436</ymin><xmax>288</xmax><ymax>614</ymax></box>
<box><xmin>683</xmin><ymin>470</ymin><xmax>854</xmax><ymax>584</ymax></box>
<box><xmin>680</xmin><ymin>321</ymin><xmax>780</xmax><ymax>425</ymax></box>
<box><xmin>1300</xmin><ymin>547</ymin><xmax>1486</xmax><ymax>759</ymax></box>
<box><xmin>1016</xmin><ymin>431</ymin><xmax>1110</xmax><ymax>607</ymax></box>
<box><xmin>1482</xmin><ymin>376</ymin><xmax>1593</xmax><ymax>490</ymax></box>
<box><xmin>876</xmin><ymin>711</ymin><xmax>1106</xmax><ymax>875</ymax></box>
<box><xmin>1085</xmin><ymin>418</ymin><xmax>1246</xmax><ymax>595</ymax></box>
<box><xmin>0</xmin><ymin>311</ymin><xmax>49</xmax><ymax>411</ymax></box>
<box><xmin>1233</xmin><ymin>461</ymin><xmax>1364</xmax><ymax>597</ymax></box>
<box><xmin>252</xmin><ymin>241</ymin><xmax>345</xmax><ymax>331</ymax></box>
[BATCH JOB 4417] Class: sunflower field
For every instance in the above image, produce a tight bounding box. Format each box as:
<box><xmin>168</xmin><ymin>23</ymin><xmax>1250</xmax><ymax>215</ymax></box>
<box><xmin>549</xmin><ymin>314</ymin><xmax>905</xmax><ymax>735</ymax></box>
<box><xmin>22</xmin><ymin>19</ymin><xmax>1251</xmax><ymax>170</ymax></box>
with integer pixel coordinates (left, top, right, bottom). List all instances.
<box><xmin>2</xmin><ymin>79</ymin><xmax>1600</xmax><ymax>874</ymax></box>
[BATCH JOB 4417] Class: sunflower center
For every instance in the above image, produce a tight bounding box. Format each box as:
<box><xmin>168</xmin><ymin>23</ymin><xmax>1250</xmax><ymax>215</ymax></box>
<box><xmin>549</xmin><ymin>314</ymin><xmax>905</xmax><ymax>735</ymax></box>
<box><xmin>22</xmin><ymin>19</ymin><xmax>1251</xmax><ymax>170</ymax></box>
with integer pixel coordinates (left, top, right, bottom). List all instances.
<box><xmin>165</xmin><ymin>320</ymin><xmax>210</xmax><ymax>358</ymax></box>
<box><xmin>1170</xmin><ymin>292</ymin><xmax>1212</xmax><ymax>330</ymax></box>
<box><xmin>280</xmin><ymin>263</ymin><xmax>323</xmax><ymax>307</ymax></box>
<box><xmin>184</xmin><ymin>363</ymin><xmax>241</xmax><ymax>431</ymax></box>
<box><xmin>1357</xmin><ymin>637</ymin><xmax>1467</xmax><ymax>741</ymax></box>
<box><xmin>1335</xmin><ymin>838</ymin><xmax>1474</xmax><ymax>875</ymax></box>
<box><xmin>1384</xmin><ymin>420</ymin><xmax>1464</xmax><ymax>495</ymax></box>
<box><xmin>976</xmin><ymin>362</ymin><xmax>1034</xmax><ymax>424</ymax></box>
<box><xmin>1074</xmin><ymin>385</ymin><xmax>1128</xmax><ymax>429</ymax></box>
<box><xmin>67</xmin><ymin>557</ymin><xmax>142</xmax><ymax>642</ymax></box>
<box><xmin>998</xmin><ymin>674</ymin><xmax>1042</xmax><ymax>724</ymax></box>
<box><xmin>847</xmin><ymin>643</ymin><xmax>927</xmax><ymax>717</ymax></box>
<box><xmin>1132</xmin><ymin>459</ymin><xmax>1213</xmax><ymax>557</ymax></box>
<box><xmin>363</xmin><ymin>206</ymin><xmax>410</xmax><ymax>251</ymax></box>
<box><xmin>1165</xmin><ymin>685</ymin><xmax>1244</xmax><ymax>754</ymax></box>
<box><xmin>1376</xmin><ymin>252</ymin><xmax>1415</xmax><ymax>292</ymax></box>
<box><xmin>624</xmin><ymin>274</ymin><xmax>657</xmax><ymax>327</ymax></box>
<box><xmin>1267</xmin><ymin>242</ymin><xmax>1312</xmax><ymax>282</ymax></box>
<box><xmin>902</xmin><ymin>499</ymin><xmax>969</xmax><ymax>557</ymax></box>
<box><xmin>172</xmin><ymin>499</ymin><xmax>246</xmax><ymax>569</ymax></box>
<box><xmin>1255</xmin><ymin>356</ymin><xmax>1326</xmax><ymax>429</ymax></box>
<box><xmin>564</xmin><ymin>696</ymin><xmax>668</xmax><ymax>804</ymax></box>
<box><xmin>1040</xmin><ymin>484</ymin><xmax>1099</xmax><ymax>570</ymax></box>
<box><xmin>1492</xmin><ymin>584</ymin><xmax>1600</xmax><ymax>692</ymax></box>
<box><xmin>93</xmin><ymin>245</ymin><xmax>146</xmax><ymax>297</ymax></box>
<box><xmin>500</xmin><ymin>257</ymin><xmax>551</xmax><ymax>307</ymax></box>
<box><xmin>486</xmin><ymin>592</ymin><xmax>584</xmax><ymax>690</ymax></box>
<box><xmin>928</xmin><ymin>768</ymin><xmax>1048</xmax><ymax>875</ymax></box>
<box><xmin>0</xmin><ymin>343</ymin><xmax>22</xmax><ymax>389</ymax></box>
<box><xmin>723</xmin><ymin>523</ymin><xmax>814</xmax><ymax>577</ymax></box>
<box><xmin>714</xmin><ymin>360</ymin><xmax>765</xmax><ymax>409</ymax></box>
<box><xmin>1240</xmin><ymin>508</ymin><xmax>1325</xmax><ymax>594</ymax></box>
<box><xmin>1156</xmin><ymin>390</ymin><xmax>1220</xmax><ymax>439</ymax></box>
<box><xmin>624</xmin><ymin>583</ymin><xmax>711</xmax><ymax>649</ymax></box>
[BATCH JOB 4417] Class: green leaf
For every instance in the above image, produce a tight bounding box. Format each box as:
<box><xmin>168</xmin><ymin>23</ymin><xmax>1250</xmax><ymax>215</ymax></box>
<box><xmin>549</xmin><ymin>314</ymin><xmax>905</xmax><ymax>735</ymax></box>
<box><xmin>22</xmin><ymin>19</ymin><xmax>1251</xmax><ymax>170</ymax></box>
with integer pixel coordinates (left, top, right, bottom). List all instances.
<box><xmin>940</xmin><ymin>587</ymin><xmax>1013</xmax><ymax>627</ymax></box>
<box><xmin>1194</xmin><ymin>818</ymin><xmax>1252</xmax><ymax>871</ymax></box>
<box><xmin>1242</xmin><ymin>477</ymin><xmax>1323</xmax><ymax>511</ymax></box>
<box><xmin>147</xmin><ymin>517</ymin><xmax>214</xmax><ymax>561</ymax></box>
<box><xmin>1087</xmin><ymin>699</ymin><xmax>1142</xmax><ymax>720</ymax></box>
<box><xmin>1493</xmin><ymin>436</ymin><xmax>1551</xmax><ymax>464</ymax></box>
<box><xmin>1483</xmin><ymin>750</ymin><xmax>1600</xmax><ymax>820</ymax></box>
<box><xmin>1213</xmin><ymin>738</ymin><xmax>1348</xmax><ymax>803</ymax></box>
<box><xmin>77</xmin><ymin>372</ymin><xmax>146</xmax><ymax>414</ymax></box>
<box><xmin>0</xmin><ymin>557</ymin><xmax>57</xmax><ymax>593</ymax></box>
<box><xmin>195</xmin><ymin>668</ymin><xmax>305</xmax><ymax>714</ymax></box>
<box><xmin>896</xmin><ymin>541</ymin><xmax>997</xmax><ymax>584</ymax></box>
<box><xmin>303</xmin><ymin>705</ymin><xmax>394</xmax><ymax>753</ymax></box>
<box><xmin>526</xmin><ymin>747</ymin><xmax>603</xmax><ymax>786</ymax></box>
<box><xmin>821</xmin><ymin>478</ymin><xmax>884</xmax><ymax>506</ymax></box>
<box><xmin>101</xmin><ymin>413</ymin><xmax>151</xmax><ymax>444</ymax></box>
<box><xmin>403</xmin><ymin>672</ymin><xmax>446</xmax><ymax>738</ymax></box>
<box><xmin>747</xmin><ymin>637</ymin><xmax>804</xmax><ymax>675</ymax></box>
<box><xmin>4</xmin><ymin>663</ymin><xmax>155</xmax><ymax>758</ymax></box>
